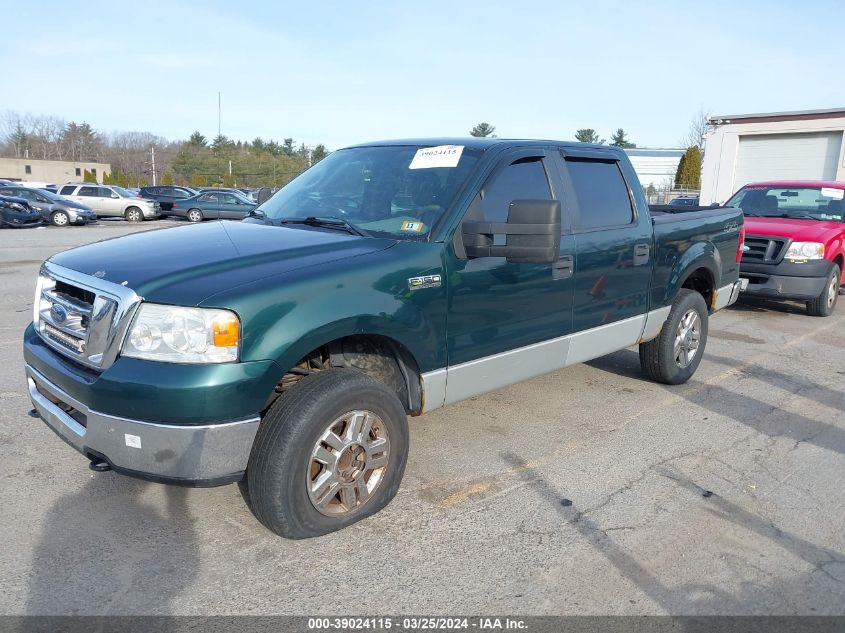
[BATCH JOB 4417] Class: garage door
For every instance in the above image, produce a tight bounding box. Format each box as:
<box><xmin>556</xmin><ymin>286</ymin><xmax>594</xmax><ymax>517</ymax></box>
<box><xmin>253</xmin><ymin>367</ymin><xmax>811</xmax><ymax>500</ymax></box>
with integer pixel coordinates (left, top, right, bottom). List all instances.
<box><xmin>733</xmin><ymin>132</ymin><xmax>843</xmax><ymax>189</ymax></box>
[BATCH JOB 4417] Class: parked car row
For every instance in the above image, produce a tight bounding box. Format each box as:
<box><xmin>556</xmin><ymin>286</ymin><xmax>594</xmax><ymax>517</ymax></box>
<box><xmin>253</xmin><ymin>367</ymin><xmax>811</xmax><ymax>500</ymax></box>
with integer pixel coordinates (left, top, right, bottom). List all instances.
<box><xmin>0</xmin><ymin>184</ymin><xmax>97</xmax><ymax>226</ymax></box>
<box><xmin>0</xmin><ymin>183</ymin><xmax>263</xmax><ymax>227</ymax></box>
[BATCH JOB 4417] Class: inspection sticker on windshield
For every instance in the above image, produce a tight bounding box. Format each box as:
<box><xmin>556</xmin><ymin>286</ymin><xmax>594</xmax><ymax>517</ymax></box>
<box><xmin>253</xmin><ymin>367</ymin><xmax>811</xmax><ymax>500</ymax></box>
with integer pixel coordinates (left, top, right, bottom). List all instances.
<box><xmin>820</xmin><ymin>187</ymin><xmax>844</xmax><ymax>200</ymax></box>
<box><xmin>400</xmin><ymin>220</ymin><xmax>425</xmax><ymax>233</ymax></box>
<box><xmin>409</xmin><ymin>145</ymin><xmax>464</xmax><ymax>169</ymax></box>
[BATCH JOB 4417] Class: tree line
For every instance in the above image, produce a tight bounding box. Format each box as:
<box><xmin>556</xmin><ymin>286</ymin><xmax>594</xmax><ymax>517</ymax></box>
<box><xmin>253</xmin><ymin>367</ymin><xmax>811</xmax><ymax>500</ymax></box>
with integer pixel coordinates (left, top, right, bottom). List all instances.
<box><xmin>0</xmin><ymin>110</ymin><xmax>330</xmax><ymax>188</ymax></box>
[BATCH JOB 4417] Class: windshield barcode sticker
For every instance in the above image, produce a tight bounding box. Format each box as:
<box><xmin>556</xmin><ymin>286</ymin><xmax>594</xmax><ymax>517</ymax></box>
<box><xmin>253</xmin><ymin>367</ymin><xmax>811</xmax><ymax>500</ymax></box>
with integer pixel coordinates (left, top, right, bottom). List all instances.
<box><xmin>820</xmin><ymin>187</ymin><xmax>844</xmax><ymax>200</ymax></box>
<box><xmin>409</xmin><ymin>145</ymin><xmax>464</xmax><ymax>169</ymax></box>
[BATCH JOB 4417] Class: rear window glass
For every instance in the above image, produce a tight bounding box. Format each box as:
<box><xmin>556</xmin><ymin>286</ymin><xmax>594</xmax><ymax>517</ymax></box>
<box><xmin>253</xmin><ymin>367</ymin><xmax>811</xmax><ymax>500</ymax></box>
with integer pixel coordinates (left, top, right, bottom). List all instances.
<box><xmin>566</xmin><ymin>159</ymin><xmax>634</xmax><ymax>230</ymax></box>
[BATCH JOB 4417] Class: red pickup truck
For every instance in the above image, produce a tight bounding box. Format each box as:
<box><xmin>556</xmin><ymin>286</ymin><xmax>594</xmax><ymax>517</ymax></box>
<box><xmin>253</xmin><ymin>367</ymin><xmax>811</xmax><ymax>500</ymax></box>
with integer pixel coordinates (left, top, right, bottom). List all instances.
<box><xmin>727</xmin><ymin>181</ymin><xmax>845</xmax><ymax>316</ymax></box>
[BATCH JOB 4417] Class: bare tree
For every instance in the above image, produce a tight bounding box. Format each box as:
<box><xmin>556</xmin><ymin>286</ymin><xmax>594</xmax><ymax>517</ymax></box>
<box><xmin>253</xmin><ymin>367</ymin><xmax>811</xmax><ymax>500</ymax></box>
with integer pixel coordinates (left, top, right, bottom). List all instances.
<box><xmin>681</xmin><ymin>107</ymin><xmax>712</xmax><ymax>149</ymax></box>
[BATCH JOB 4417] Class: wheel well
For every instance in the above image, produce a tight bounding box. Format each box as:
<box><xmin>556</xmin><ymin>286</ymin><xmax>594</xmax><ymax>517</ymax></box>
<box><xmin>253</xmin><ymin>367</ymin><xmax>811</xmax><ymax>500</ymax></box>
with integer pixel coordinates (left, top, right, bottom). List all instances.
<box><xmin>271</xmin><ymin>335</ymin><xmax>423</xmax><ymax>416</ymax></box>
<box><xmin>834</xmin><ymin>254</ymin><xmax>843</xmax><ymax>272</ymax></box>
<box><xmin>682</xmin><ymin>267</ymin><xmax>715</xmax><ymax>310</ymax></box>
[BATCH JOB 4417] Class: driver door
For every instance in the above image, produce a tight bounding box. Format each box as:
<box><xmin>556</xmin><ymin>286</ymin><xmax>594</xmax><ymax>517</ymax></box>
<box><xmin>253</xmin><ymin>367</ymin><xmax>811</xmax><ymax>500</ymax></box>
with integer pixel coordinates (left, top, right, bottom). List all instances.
<box><xmin>218</xmin><ymin>193</ymin><xmax>252</xmax><ymax>219</ymax></box>
<box><xmin>443</xmin><ymin>149</ymin><xmax>576</xmax><ymax>404</ymax></box>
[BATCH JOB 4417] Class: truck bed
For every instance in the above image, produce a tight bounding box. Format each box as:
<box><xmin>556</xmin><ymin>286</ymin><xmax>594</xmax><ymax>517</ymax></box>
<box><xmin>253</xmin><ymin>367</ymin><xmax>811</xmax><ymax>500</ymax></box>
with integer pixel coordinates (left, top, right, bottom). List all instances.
<box><xmin>649</xmin><ymin>205</ymin><xmax>744</xmax><ymax>308</ymax></box>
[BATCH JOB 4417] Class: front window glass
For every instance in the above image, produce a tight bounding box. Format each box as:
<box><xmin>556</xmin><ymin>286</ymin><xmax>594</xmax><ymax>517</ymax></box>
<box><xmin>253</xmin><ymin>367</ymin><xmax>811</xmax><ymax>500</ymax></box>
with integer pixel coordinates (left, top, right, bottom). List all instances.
<box><xmin>727</xmin><ymin>185</ymin><xmax>844</xmax><ymax>221</ymax></box>
<box><xmin>112</xmin><ymin>186</ymin><xmax>136</xmax><ymax>198</ymax></box>
<box><xmin>257</xmin><ymin>145</ymin><xmax>482</xmax><ymax>239</ymax></box>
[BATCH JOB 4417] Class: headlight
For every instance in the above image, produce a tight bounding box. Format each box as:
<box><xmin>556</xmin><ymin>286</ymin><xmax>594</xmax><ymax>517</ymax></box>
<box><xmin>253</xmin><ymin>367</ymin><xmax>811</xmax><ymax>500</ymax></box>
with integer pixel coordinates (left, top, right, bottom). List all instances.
<box><xmin>784</xmin><ymin>242</ymin><xmax>825</xmax><ymax>260</ymax></box>
<box><xmin>122</xmin><ymin>303</ymin><xmax>240</xmax><ymax>363</ymax></box>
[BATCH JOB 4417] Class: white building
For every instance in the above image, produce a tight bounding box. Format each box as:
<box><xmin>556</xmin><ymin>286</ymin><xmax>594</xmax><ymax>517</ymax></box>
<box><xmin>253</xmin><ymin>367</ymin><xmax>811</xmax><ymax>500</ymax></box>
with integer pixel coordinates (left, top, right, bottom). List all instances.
<box><xmin>623</xmin><ymin>148</ymin><xmax>685</xmax><ymax>190</ymax></box>
<box><xmin>700</xmin><ymin>107</ymin><xmax>845</xmax><ymax>204</ymax></box>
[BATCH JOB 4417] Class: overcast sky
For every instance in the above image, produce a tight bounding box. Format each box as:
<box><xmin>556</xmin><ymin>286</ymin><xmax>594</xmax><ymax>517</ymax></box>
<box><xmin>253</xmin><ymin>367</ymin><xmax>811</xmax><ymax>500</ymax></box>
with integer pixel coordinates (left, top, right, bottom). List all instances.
<box><xmin>4</xmin><ymin>0</ymin><xmax>844</xmax><ymax>150</ymax></box>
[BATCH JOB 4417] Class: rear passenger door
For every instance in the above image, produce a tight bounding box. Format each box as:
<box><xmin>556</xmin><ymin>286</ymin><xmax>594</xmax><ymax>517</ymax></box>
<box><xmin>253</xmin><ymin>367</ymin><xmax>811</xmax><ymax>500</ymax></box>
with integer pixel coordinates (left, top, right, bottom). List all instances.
<box><xmin>197</xmin><ymin>193</ymin><xmax>221</xmax><ymax>219</ymax></box>
<box><xmin>75</xmin><ymin>185</ymin><xmax>108</xmax><ymax>214</ymax></box>
<box><xmin>560</xmin><ymin>149</ymin><xmax>653</xmax><ymax>360</ymax></box>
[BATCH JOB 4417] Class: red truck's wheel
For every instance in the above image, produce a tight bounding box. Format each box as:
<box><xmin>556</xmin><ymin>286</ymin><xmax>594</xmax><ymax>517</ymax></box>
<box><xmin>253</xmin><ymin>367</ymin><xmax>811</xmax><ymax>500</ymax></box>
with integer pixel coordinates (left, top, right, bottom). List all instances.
<box><xmin>639</xmin><ymin>289</ymin><xmax>709</xmax><ymax>385</ymax></box>
<box><xmin>246</xmin><ymin>369</ymin><xmax>409</xmax><ymax>539</ymax></box>
<box><xmin>806</xmin><ymin>264</ymin><xmax>840</xmax><ymax>317</ymax></box>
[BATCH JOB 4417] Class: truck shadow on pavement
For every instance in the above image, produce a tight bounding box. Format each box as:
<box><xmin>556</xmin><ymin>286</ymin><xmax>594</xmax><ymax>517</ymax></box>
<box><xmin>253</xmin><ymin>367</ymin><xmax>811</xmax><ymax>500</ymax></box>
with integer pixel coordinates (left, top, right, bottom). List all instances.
<box><xmin>24</xmin><ymin>475</ymin><xmax>199</xmax><ymax>615</ymax></box>
<box><xmin>499</xmin><ymin>452</ymin><xmax>845</xmax><ymax>614</ymax></box>
<box><xmin>730</xmin><ymin>298</ymin><xmax>812</xmax><ymax>316</ymax></box>
<box><xmin>587</xmin><ymin>350</ymin><xmax>845</xmax><ymax>456</ymax></box>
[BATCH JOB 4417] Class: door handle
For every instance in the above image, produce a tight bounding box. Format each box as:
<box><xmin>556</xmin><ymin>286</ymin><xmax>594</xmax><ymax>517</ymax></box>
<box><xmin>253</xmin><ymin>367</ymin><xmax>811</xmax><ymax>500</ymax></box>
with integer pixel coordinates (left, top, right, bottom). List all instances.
<box><xmin>633</xmin><ymin>243</ymin><xmax>650</xmax><ymax>266</ymax></box>
<box><xmin>553</xmin><ymin>254</ymin><xmax>574</xmax><ymax>280</ymax></box>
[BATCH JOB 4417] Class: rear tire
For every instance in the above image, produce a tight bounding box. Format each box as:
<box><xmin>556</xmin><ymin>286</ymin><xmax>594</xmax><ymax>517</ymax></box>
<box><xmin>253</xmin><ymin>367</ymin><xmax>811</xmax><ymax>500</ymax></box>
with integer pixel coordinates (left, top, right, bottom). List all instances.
<box><xmin>247</xmin><ymin>369</ymin><xmax>409</xmax><ymax>539</ymax></box>
<box><xmin>639</xmin><ymin>289</ymin><xmax>709</xmax><ymax>385</ymax></box>
<box><xmin>187</xmin><ymin>208</ymin><xmax>203</xmax><ymax>223</ymax></box>
<box><xmin>806</xmin><ymin>264</ymin><xmax>840</xmax><ymax>317</ymax></box>
<box><xmin>124</xmin><ymin>207</ymin><xmax>143</xmax><ymax>222</ymax></box>
<box><xmin>50</xmin><ymin>210</ymin><xmax>69</xmax><ymax>227</ymax></box>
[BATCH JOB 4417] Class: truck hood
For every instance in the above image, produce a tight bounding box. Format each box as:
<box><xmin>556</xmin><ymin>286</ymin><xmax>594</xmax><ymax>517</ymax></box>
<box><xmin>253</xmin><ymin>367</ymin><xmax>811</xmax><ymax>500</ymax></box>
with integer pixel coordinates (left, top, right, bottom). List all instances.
<box><xmin>49</xmin><ymin>221</ymin><xmax>397</xmax><ymax>305</ymax></box>
<box><xmin>744</xmin><ymin>216</ymin><xmax>844</xmax><ymax>243</ymax></box>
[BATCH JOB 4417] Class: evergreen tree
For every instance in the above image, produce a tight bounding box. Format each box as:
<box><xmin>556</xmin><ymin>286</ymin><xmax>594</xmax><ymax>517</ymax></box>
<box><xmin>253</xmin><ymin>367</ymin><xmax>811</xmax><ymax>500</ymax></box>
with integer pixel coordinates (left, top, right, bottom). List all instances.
<box><xmin>675</xmin><ymin>146</ymin><xmax>702</xmax><ymax>189</ymax></box>
<box><xmin>574</xmin><ymin>129</ymin><xmax>604</xmax><ymax>144</ymax></box>
<box><xmin>82</xmin><ymin>169</ymin><xmax>96</xmax><ymax>183</ymax></box>
<box><xmin>470</xmin><ymin>122</ymin><xmax>495</xmax><ymax>137</ymax></box>
<box><xmin>161</xmin><ymin>171</ymin><xmax>174</xmax><ymax>185</ymax></box>
<box><xmin>610</xmin><ymin>128</ymin><xmax>636</xmax><ymax>148</ymax></box>
<box><xmin>311</xmin><ymin>144</ymin><xmax>328</xmax><ymax>164</ymax></box>
<box><xmin>188</xmin><ymin>131</ymin><xmax>207</xmax><ymax>146</ymax></box>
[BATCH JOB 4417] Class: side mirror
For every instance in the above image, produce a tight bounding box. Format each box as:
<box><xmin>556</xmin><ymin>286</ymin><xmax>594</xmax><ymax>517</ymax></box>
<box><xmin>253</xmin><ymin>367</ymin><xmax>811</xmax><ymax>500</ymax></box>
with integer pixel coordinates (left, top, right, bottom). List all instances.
<box><xmin>462</xmin><ymin>199</ymin><xmax>561</xmax><ymax>264</ymax></box>
<box><xmin>257</xmin><ymin>187</ymin><xmax>272</xmax><ymax>204</ymax></box>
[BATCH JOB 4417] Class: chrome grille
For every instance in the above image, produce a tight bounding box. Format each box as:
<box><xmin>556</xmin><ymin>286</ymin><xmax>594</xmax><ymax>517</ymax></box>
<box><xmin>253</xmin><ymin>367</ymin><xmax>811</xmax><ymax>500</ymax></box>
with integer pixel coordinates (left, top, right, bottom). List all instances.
<box><xmin>34</xmin><ymin>262</ymin><xmax>142</xmax><ymax>370</ymax></box>
<box><xmin>741</xmin><ymin>235</ymin><xmax>789</xmax><ymax>263</ymax></box>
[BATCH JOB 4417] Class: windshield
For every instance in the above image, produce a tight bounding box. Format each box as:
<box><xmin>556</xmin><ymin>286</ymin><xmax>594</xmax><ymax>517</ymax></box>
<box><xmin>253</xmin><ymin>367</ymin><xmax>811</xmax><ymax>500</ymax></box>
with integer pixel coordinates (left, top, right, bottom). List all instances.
<box><xmin>727</xmin><ymin>185</ymin><xmax>844</xmax><ymax>221</ymax></box>
<box><xmin>113</xmin><ymin>186</ymin><xmax>137</xmax><ymax>198</ymax></box>
<box><xmin>35</xmin><ymin>189</ymin><xmax>62</xmax><ymax>201</ymax></box>
<box><xmin>256</xmin><ymin>145</ymin><xmax>482</xmax><ymax>238</ymax></box>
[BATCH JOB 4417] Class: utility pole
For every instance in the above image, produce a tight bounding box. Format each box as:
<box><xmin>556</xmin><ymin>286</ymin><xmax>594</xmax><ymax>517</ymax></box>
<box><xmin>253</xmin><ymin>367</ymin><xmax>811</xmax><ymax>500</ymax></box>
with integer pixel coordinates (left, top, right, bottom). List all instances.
<box><xmin>151</xmin><ymin>146</ymin><xmax>156</xmax><ymax>186</ymax></box>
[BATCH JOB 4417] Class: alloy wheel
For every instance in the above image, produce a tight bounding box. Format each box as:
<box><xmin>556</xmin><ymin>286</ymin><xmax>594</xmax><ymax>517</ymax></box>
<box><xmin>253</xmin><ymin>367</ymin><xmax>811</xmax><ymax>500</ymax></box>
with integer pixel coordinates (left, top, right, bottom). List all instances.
<box><xmin>306</xmin><ymin>410</ymin><xmax>390</xmax><ymax>516</ymax></box>
<box><xmin>674</xmin><ymin>308</ymin><xmax>701</xmax><ymax>368</ymax></box>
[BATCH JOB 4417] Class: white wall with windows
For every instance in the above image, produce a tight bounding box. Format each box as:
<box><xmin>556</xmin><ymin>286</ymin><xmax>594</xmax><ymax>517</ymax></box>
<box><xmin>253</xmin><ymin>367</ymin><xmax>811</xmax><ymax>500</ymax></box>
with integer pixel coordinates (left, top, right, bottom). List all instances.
<box><xmin>623</xmin><ymin>148</ymin><xmax>685</xmax><ymax>190</ymax></box>
<box><xmin>700</xmin><ymin>109</ymin><xmax>845</xmax><ymax>204</ymax></box>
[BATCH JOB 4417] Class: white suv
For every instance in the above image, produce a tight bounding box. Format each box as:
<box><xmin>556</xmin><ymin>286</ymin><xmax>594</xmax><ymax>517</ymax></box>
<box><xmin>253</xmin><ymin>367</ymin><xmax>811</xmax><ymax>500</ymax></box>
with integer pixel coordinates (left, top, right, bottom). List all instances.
<box><xmin>57</xmin><ymin>184</ymin><xmax>160</xmax><ymax>222</ymax></box>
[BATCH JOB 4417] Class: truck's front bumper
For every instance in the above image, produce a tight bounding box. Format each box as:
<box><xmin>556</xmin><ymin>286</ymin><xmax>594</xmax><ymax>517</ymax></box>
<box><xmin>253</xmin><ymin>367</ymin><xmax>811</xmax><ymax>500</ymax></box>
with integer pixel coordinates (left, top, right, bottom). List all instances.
<box><xmin>26</xmin><ymin>364</ymin><xmax>260</xmax><ymax>487</ymax></box>
<box><xmin>740</xmin><ymin>259</ymin><xmax>833</xmax><ymax>301</ymax></box>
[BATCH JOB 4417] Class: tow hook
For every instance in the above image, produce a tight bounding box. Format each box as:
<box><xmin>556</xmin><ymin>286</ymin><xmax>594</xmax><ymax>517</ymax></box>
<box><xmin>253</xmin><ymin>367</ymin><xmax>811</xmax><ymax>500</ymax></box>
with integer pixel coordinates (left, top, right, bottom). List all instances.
<box><xmin>89</xmin><ymin>457</ymin><xmax>112</xmax><ymax>473</ymax></box>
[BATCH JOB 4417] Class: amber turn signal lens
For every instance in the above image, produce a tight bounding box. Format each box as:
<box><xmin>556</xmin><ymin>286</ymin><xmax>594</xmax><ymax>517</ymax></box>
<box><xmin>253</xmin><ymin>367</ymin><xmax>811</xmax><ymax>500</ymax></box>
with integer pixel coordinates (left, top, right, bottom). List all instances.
<box><xmin>212</xmin><ymin>314</ymin><xmax>240</xmax><ymax>347</ymax></box>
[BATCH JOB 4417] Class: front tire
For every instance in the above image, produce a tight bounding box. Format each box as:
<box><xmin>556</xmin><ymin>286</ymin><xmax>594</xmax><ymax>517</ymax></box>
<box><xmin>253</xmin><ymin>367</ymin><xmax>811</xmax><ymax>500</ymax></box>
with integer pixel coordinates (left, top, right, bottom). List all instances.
<box><xmin>50</xmin><ymin>210</ymin><xmax>70</xmax><ymax>226</ymax></box>
<box><xmin>806</xmin><ymin>264</ymin><xmax>840</xmax><ymax>317</ymax></box>
<box><xmin>639</xmin><ymin>289</ymin><xmax>709</xmax><ymax>385</ymax></box>
<box><xmin>124</xmin><ymin>207</ymin><xmax>143</xmax><ymax>222</ymax></box>
<box><xmin>187</xmin><ymin>208</ymin><xmax>203</xmax><ymax>223</ymax></box>
<box><xmin>246</xmin><ymin>369</ymin><xmax>409</xmax><ymax>539</ymax></box>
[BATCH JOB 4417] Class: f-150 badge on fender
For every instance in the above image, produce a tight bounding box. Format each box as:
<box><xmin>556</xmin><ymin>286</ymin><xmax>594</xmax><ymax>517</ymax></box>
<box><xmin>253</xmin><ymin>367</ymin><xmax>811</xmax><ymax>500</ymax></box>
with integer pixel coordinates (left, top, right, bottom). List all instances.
<box><xmin>408</xmin><ymin>274</ymin><xmax>442</xmax><ymax>290</ymax></box>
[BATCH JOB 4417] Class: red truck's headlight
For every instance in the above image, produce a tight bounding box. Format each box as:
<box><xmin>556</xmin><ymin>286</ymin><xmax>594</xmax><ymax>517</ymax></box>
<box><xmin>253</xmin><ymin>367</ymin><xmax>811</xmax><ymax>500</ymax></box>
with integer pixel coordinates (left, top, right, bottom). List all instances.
<box><xmin>784</xmin><ymin>242</ymin><xmax>825</xmax><ymax>261</ymax></box>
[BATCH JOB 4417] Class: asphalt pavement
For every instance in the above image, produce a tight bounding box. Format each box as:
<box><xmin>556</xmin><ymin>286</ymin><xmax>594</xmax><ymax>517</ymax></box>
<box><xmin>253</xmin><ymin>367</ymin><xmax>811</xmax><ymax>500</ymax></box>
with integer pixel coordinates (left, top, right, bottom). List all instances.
<box><xmin>0</xmin><ymin>220</ymin><xmax>843</xmax><ymax>615</ymax></box>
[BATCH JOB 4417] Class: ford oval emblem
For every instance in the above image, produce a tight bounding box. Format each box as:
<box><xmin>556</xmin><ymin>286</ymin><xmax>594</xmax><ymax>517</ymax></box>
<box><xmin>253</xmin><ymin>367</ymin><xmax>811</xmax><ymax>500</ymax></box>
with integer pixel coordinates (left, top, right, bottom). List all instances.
<box><xmin>51</xmin><ymin>304</ymin><xmax>68</xmax><ymax>323</ymax></box>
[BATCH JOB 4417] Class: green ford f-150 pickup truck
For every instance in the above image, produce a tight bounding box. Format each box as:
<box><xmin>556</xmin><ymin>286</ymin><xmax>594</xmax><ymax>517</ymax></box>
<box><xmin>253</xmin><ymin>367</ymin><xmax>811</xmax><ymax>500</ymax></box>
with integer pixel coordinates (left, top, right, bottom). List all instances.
<box><xmin>23</xmin><ymin>138</ymin><xmax>745</xmax><ymax>538</ymax></box>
